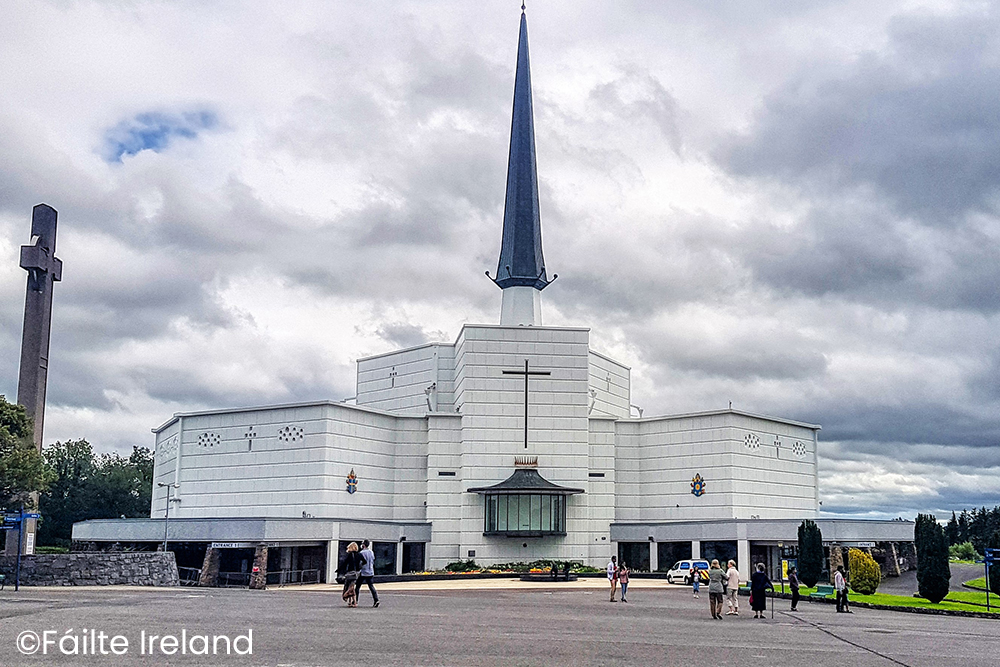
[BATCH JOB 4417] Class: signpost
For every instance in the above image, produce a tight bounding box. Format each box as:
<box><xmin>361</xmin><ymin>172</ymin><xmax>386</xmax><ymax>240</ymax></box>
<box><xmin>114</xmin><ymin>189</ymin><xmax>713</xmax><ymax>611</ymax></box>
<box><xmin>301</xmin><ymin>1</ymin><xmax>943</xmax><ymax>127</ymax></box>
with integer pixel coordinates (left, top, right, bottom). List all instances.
<box><xmin>983</xmin><ymin>548</ymin><xmax>995</xmax><ymax>613</ymax></box>
<box><xmin>2</xmin><ymin>509</ymin><xmax>41</xmax><ymax>591</ymax></box>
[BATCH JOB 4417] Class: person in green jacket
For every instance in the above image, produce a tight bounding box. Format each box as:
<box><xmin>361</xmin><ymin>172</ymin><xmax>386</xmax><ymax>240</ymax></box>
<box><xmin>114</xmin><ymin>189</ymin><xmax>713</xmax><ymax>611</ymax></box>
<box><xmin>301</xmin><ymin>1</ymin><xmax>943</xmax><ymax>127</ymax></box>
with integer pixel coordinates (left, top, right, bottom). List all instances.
<box><xmin>707</xmin><ymin>559</ymin><xmax>727</xmax><ymax>619</ymax></box>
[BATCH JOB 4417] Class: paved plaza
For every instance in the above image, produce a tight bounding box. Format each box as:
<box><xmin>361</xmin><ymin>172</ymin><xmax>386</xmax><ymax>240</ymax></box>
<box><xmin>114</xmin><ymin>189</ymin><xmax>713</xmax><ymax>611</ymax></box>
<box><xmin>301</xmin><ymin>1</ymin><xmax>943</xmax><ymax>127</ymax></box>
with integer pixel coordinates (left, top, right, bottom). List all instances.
<box><xmin>0</xmin><ymin>580</ymin><xmax>996</xmax><ymax>666</ymax></box>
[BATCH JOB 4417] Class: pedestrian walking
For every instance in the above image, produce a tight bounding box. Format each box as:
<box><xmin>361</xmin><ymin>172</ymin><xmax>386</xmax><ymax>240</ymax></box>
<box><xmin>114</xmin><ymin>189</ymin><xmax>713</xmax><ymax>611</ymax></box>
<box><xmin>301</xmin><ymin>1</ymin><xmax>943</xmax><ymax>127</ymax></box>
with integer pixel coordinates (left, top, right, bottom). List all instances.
<box><xmin>788</xmin><ymin>566</ymin><xmax>800</xmax><ymax>611</ymax></box>
<box><xmin>834</xmin><ymin>565</ymin><xmax>851</xmax><ymax>613</ymax></box>
<box><xmin>619</xmin><ymin>562</ymin><xmax>630</xmax><ymax>603</ymax></box>
<box><xmin>338</xmin><ymin>542</ymin><xmax>361</xmax><ymax>607</ymax></box>
<box><xmin>355</xmin><ymin>539</ymin><xmax>380</xmax><ymax>608</ymax></box>
<box><xmin>607</xmin><ymin>556</ymin><xmax>618</xmax><ymax>602</ymax></box>
<box><xmin>725</xmin><ymin>560</ymin><xmax>740</xmax><ymax>615</ymax></box>
<box><xmin>707</xmin><ymin>559</ymin><xmax>726</xmax><ymax>619</ymax></box>
<box><xmin>691</xmin><ymin>563</ymin><xmax>701</xmax><ymax>598</ymax></box>
<box><xmin>750</xmin><ymin>563</ymin><xmax>772</xmax><ymax>619</ymax></box>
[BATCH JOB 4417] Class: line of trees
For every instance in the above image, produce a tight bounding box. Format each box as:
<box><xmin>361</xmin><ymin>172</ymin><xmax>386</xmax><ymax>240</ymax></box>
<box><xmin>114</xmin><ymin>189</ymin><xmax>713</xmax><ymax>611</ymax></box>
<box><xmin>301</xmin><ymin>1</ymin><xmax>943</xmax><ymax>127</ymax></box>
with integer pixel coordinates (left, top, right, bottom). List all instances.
<box><xmin>946</xmin><ymin>507</ymin><xmax>1000</xmax><ymax>552</ymax></box>
<box><xmin>0</xmin><ymin>395</ymin><xmax>153</xmax><ymax>548</ymax></box>
<box><xmin>38</xmin><ymin>440</ymin><xmax>153</xmax><ymax>547</ymax></box>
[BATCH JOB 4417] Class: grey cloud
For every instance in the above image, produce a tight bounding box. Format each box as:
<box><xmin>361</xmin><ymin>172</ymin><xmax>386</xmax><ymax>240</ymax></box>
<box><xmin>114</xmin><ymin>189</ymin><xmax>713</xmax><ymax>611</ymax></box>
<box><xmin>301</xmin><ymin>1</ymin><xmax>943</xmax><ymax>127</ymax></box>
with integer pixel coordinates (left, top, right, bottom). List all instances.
<box><xmin>588</xmin><ymin>68</ymin><xmax>682</xmax><ymax>156</ymax></box>
<box><xmin>811</xmin><ymin>401</ymin><xmax>1000</xmax><ymax>450</ymax></box>
<box><xmin>633</xmin><ymin>321</ymin><xmax>828</xmax><ymax>382</ymax></box>
<box><xmin>719</xmin><ymin>10</ymin><xmax>1000</xmax><ymax>221</ymax></box>
<box><xmin>374</xmin><ymin>321</ymin><xmax>449</xmax><ymax>350</ymax></box>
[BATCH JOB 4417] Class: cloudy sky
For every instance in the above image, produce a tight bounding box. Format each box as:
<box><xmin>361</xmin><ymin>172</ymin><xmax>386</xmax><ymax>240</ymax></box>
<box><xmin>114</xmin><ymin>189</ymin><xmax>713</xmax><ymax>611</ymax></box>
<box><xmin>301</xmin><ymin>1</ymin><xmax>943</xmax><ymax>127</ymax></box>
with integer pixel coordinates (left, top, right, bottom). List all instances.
<box><xmin>2</xmin><ymin>0</ymin><xmax>998</xmax><ymax>520</ymax></box>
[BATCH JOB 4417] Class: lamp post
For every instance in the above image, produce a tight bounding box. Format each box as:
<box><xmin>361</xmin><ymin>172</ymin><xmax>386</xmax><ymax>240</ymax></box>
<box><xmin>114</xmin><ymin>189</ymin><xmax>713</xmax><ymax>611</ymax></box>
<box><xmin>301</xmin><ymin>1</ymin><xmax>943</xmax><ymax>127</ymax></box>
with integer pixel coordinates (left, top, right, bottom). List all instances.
<box><xmin>157</xmin><ymin>483</ymin><xmax>179</xmax><ymax>553</ymax></box>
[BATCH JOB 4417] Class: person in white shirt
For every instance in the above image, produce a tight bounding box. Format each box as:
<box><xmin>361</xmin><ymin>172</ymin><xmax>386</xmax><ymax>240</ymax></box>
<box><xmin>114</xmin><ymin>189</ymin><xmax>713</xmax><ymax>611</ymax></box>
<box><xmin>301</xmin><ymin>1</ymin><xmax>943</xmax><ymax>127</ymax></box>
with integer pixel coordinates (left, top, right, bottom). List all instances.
<box><xmin>607</xmin><ymin>556</ymin><xmax>618</xmax><ymax>602</ymax></box>
<box><xmin>834</xmin><ymin>565</ymin><xmax>851</xmax><ymax>613</ymax></box>
<box><xmin>725</xmin><ymin>560</ymin><xmax>741</xmax><ymax>615</ymax></box>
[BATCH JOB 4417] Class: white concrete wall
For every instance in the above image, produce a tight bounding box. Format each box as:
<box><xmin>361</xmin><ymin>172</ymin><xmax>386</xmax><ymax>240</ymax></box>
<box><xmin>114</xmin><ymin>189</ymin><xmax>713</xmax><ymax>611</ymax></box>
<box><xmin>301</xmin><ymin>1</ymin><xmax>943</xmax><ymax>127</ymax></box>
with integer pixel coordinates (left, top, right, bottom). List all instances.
<box><xmin>588</xmin><ymin>351</ymin><xmax>631</xmax><ymax>419</ymax></box>
<box><xmin>613</xmin><ymin>410</ymin><xmax>819</xmax><ymax>524</ymax></box>
<box><xmin>437</xmin><ymin>324</ymin><xmax>597</xmax><ymax>568</ymax></box>
<box><xmin>728</xmin><ymin>413</ymin><xmax>819</xmax><ymax>519</ymax></box>
<box><xmin>151</xmin><ymin>403</ymin><xmax>429</xmax><ymax>523</ymax></box>
<box><xmin>356</xmin><ymin>343</ymin><xmax>456</xmax><ymax>414</ymax></box>
<box><xmin>587</xmin><ymin>417</ymin><xmax>617</xmax><ymax>563</ymax></box>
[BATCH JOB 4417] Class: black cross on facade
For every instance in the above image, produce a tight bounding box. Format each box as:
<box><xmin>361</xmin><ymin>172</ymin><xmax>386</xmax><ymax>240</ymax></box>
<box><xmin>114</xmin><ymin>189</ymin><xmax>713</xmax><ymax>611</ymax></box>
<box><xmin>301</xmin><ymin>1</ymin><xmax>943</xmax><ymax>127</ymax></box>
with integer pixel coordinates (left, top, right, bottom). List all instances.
<box><xmin>245</xmin><ymin>428</ymin><xmax>257</xmax><ymax>451</ymax></box>
<box><xmin>502</xmin><ymin>359</ymin><xmax>551</xmax><ymax>449</ymax></box>
<box><xmin>389</xmin><ymin>367</ymin><xmax>398</xmax><ymax>388</ymax></box>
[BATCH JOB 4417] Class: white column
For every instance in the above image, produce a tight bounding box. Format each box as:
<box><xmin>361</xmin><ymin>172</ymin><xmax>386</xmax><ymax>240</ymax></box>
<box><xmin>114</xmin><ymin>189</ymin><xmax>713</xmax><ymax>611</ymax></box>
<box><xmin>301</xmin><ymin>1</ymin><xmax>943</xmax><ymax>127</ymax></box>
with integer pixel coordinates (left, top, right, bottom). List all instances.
<box><xmin>325</xmin><ymin>540</ymin><xmax>339</xmax><ymax>584</ymax></box>
<box><xmin>691</xmin><ymin>540</ymin><xmax>701</xmax><ymax>559</ymax></box>
<box><xmin>396</xmin><ymin>542</ymin><xmax>404</xmax><ymax>575</ymax></box>
<box><xmin>738</xmin><ymin>539</ymin><xmax>751</xmax><ymax>582</ymax></box>
<box><xmin>649</xmin><ymin>541</ymin><xmax>658</xmax><ymax>572</ymax></box>
<box><xmin>500</xmin><ymin>286</ymin><xmax>542</xmax><ymax>326</ymax></box>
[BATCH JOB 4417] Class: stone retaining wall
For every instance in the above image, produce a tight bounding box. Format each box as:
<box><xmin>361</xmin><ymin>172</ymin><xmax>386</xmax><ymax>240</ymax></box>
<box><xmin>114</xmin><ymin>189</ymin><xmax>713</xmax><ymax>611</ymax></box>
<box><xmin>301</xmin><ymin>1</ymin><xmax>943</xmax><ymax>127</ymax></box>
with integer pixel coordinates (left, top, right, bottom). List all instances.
<box><xmin>0</xmin><ymin>552</ymin><xmax>179</xmax><ymax>587</ymax></box>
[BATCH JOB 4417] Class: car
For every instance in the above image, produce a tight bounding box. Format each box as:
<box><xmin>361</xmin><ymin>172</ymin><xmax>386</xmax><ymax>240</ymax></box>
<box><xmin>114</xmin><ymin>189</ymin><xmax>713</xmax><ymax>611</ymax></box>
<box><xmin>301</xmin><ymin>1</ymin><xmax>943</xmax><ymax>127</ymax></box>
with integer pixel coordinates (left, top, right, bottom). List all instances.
<box><xmin>666</xmin><ymin>559</ymin><xmax>710</xmax><ymax>585</ymax></box>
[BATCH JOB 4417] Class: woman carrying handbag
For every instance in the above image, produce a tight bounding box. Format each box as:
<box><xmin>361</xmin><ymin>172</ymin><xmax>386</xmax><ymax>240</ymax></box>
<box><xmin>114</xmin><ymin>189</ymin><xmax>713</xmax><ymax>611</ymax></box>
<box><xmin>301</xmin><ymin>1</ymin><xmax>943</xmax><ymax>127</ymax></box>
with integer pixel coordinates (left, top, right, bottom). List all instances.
<box><xmin>339</xmin><ymin>542</ymin><xmax>362</xmax><ymax>607</ymax></box>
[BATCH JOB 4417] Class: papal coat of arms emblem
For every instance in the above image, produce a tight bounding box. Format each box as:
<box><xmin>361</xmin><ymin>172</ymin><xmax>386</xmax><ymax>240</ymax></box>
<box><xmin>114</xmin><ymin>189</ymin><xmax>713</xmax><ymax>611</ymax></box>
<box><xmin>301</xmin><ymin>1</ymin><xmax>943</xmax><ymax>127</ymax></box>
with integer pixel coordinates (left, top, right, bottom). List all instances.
<box><xmin>346</xmin><ymin>469</ymin><xmax>358</xmax><ymax>494</ymax></box>
<box><xmin>691</xmin><ymin>473</ymin><xmax>706</xmax><ymax>497</ymax></box>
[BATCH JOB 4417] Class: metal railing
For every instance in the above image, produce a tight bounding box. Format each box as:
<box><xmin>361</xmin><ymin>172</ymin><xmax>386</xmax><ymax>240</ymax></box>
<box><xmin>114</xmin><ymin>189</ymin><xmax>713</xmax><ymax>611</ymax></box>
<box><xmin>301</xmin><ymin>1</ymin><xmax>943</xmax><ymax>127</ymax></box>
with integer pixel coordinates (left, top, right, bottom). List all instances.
<box><xmin>217</xmin><ymin>571</ymin><xmax>251</xmax><ymax>588</ymax></box>
<box><xmin>266</xmin><ymin>569</ymin><xmax>322</xmax><ymax>586</ymax></box>
<box><xmin>177</xmin><ymin>567</ymin><xmax>202</xmax><ymax>586</ymax></box>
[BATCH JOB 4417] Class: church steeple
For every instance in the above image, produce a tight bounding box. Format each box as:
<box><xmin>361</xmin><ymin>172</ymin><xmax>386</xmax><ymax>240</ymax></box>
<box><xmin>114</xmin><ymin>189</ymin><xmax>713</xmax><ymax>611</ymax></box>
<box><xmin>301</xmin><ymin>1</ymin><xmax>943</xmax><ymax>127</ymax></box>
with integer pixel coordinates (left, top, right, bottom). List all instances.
<box><xmin>489</xmin><ymin>8</ymin><xmax>554</xmax><ymax>326</ymax></box>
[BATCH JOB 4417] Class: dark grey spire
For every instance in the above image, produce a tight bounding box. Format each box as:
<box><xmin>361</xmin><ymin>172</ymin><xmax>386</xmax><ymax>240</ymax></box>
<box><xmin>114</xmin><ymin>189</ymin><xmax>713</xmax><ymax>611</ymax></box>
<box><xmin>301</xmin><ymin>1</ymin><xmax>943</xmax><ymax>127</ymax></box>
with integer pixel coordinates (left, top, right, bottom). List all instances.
<box><xmin>492</xmin><ymin>10</ymin><xmax>552</xmax><ymax>291</ymax></box>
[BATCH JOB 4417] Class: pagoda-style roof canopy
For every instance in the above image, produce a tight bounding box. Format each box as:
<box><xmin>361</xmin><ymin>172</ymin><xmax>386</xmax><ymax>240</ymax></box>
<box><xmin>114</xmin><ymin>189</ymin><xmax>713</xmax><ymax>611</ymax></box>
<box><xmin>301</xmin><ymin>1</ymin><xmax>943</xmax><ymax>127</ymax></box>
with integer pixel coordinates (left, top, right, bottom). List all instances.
<box><xmin>467</xmin><ymin>468</ymin><xmax>584</xmax><ymax>496</ymax></box>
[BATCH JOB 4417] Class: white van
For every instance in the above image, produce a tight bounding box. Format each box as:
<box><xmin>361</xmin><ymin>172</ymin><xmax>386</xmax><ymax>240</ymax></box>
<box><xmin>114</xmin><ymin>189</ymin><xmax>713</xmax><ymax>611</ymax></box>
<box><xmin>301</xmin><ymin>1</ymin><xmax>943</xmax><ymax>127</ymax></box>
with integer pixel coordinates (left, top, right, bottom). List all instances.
<box><xmin>666</xmin><ymin>559</ymin><xmax>710</xmax><ymax>585</ymax></box>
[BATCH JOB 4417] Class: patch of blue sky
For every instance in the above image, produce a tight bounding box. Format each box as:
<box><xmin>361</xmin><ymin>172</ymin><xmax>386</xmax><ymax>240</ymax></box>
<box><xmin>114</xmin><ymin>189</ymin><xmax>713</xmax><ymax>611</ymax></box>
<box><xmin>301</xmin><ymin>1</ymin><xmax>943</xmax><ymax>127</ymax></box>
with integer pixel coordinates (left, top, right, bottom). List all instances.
<box><xmin>103</xmin><ymin>110</ymin><xmax>219</xmax><ymax>163</ymax></box>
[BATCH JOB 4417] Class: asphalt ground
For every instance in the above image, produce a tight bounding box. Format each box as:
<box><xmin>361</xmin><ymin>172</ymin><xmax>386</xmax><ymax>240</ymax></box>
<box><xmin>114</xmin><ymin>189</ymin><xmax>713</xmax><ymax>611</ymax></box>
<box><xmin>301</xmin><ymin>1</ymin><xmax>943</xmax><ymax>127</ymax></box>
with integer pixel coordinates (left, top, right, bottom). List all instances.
<box><xmin>0</xmin><ymin>579</ymin><xmax>996</xmax><ymax>667</ymax></box>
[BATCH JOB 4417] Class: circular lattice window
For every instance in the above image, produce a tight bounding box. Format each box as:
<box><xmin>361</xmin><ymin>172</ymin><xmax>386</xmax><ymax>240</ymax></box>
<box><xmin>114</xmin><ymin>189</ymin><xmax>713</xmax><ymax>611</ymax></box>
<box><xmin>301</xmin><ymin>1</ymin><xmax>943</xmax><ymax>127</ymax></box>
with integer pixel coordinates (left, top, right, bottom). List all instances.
<box><xmin>744</xmin><ymin>433</ymin><xmax>761</xmax><ymax>450</ymax></box>
<box><xmin>792</xmin><ymin>441</ymin><xmax>808</xmax><ymax>458</ymax></box>
<box><xmin>278</xmin><ymin>425</ymin><xmax>305</xmax><ymax>442</ymax></box>
<box><xmin>198</xmin><ymin>433</ymin><xmax>221</xmax><ymax>447</ymax></box>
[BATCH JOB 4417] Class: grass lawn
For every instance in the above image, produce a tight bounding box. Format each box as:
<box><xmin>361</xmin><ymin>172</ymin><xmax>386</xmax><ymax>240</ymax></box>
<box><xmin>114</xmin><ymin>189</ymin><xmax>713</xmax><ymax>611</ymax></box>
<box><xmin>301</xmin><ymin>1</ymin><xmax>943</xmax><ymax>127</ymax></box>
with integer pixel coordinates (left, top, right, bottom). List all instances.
<box><xmin>964</xmin><ymin>577</ymin><xmax>987</xmax><ymax>590</ymax></box>
<box><xmin>769</xmin><ymin>585</ymin><xmax>1000</xmax><ymax>615</ymax></box>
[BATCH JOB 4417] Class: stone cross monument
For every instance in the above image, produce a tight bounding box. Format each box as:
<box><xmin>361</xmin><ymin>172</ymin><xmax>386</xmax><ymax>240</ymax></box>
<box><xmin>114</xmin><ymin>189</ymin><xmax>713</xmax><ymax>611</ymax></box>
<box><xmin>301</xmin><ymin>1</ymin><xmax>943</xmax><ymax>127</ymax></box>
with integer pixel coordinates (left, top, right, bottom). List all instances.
<box><xmin>17</xmin><ymin>203</ymin><xmax>63</xmax><ymax>452</ymax></box>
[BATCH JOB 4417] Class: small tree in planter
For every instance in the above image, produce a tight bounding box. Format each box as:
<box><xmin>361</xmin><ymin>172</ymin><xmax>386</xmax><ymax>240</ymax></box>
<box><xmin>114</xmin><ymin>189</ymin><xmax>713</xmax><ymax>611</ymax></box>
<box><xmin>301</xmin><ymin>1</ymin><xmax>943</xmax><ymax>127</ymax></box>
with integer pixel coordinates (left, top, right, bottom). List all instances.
<box><xmin>848</xmin><ymin>548</ymin><xmax>880</xmax><ymax>595</ymax></box>
<box><xmin>798</xmin><ymin>519</ymin><xmax>824</xmax><ymax>587</ymax></box>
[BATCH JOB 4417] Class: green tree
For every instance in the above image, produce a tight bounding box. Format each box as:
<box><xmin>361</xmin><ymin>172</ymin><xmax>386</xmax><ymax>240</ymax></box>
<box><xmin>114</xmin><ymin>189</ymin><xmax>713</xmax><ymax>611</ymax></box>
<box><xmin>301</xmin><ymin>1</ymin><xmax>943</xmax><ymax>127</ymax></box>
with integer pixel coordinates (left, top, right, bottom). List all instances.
<box><xmin>0</xmin><ymin>395</ymin><xmax>54</xmax><ymax>511</ymax></box>
<box><xmin>958</xmin><ymin>510</ymin><xmax>971</xmax><ymax>543</ymax></box>
<box><xmin>848</xmin><ymin>548</ymin><xmax>881</xmax><ymax>595</ymax></box>
<box><xmin>946</xmin><ymin>511</ymin><xmax>959</xmax><ymax>546</ymax></box>
<box><xmin>39</xmin><ymin>441</ymin><xmax>154</xmax><ymax>547</ymax></box>
<box><xmin>798</xmin><ymin>519</ymin><xmax>824</xmax><ymax>588</ymax></box>
<box><xmin>90</xmin><ymin>447</ymin><xmax>153</xmax><ymax>519</ymax></box>
<box><xmin>915</xmin><ymin>513</ymin><xmax>950</xmax><ymax>604</ymax></box>
<box><xmin>38</xmin><ymin>439</ymin><xmax>96</xmax><ymax>547</ymax></box>
<box><xmin>948</xmin><ymin>541</ymin><xmax>980</xmax><ymax>562</ymax></box>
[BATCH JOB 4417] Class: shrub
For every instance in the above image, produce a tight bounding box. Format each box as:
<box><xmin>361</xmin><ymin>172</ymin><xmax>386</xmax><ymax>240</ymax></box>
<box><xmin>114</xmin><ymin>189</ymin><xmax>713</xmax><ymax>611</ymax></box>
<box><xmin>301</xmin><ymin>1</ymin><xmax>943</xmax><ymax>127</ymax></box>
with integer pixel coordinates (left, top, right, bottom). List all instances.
<box><xmin>915</xmin><ymin>513</ymin><xmax>951</xmax><ymax>604</ymax></box>
<box><xmin>444</xmin><ymin>559</ymin><xmax>481</xmax><ymax>572</ymax></box>
<box><xmin>948</xmin><ymin>541</ymin><xmax>981</xmax><ymax>562</ymax></box>
<box><xmin>798</xmin><ymin>519</ymin><xmax>824</xmax><ymax>587</ymax></box>
<box><xmin>848</xmin><ymin>548</ymin><xmax>880</xmax><ymax>595</ymax></box>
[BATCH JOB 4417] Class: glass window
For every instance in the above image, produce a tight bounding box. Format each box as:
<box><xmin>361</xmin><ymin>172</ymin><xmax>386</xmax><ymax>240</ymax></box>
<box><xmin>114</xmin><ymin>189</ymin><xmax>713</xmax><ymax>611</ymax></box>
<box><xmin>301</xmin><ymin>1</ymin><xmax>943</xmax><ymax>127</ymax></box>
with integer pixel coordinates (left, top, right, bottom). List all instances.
<box><xmin>482</xmin><ymin>493</ymin><xmax>569</xmax><ymax>535</ymax></box>
<box><xmin>530</xmin><ymin>495</ymin><xmax>541</xmax><ymax>530</ymax></box>
<box><xmin>497</xmin><ymin>495</ymin><xmax>507</xmax><ymax>531</ymax></box>
<box><xmin>487</xmin><ymin>495</ymin><xmax>497</xmax><ymax>532</ymax></box>
<box><xmin>518</xmin><ymin>496</ymin><xmax>530</xmax><ymax>531</ymax></box>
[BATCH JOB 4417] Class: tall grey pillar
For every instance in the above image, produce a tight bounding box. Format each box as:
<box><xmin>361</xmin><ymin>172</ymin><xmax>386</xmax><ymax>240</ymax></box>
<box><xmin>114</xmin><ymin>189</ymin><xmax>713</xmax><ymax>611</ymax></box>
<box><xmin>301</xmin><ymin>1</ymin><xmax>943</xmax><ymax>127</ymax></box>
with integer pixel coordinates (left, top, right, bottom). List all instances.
<box><xmin>17</xmin><ymin>203</ymin><xmax>63</xmax><ymax>452</ymax></box>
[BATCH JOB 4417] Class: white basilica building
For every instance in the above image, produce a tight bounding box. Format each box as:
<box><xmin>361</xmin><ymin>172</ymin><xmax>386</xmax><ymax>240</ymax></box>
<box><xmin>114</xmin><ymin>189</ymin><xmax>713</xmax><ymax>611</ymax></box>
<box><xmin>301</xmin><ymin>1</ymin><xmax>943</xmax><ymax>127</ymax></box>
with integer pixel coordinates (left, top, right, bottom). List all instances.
<box><xmin>74</xmin><ymin>10</ymin><xmax>912</xmax><ymax>586</ymax></box>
